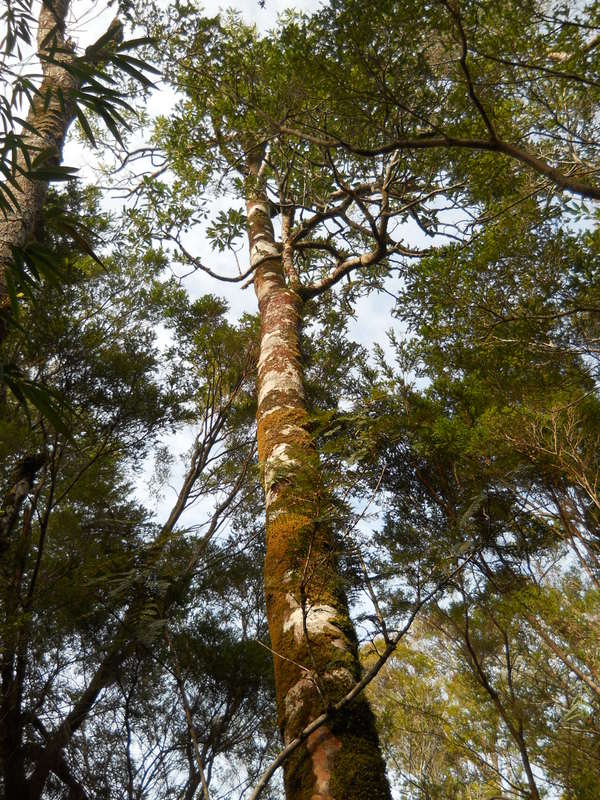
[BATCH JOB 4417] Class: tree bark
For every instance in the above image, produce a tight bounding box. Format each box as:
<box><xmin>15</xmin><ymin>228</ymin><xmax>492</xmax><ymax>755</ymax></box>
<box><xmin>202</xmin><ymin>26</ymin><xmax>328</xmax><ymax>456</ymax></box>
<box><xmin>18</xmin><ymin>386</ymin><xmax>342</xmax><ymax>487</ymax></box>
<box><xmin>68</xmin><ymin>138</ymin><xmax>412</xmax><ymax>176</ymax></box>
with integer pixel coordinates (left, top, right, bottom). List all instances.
<box><xmin>248</xmin><ymin>160</ymin><xmax>391</xmax><ymax>799</ymax></box>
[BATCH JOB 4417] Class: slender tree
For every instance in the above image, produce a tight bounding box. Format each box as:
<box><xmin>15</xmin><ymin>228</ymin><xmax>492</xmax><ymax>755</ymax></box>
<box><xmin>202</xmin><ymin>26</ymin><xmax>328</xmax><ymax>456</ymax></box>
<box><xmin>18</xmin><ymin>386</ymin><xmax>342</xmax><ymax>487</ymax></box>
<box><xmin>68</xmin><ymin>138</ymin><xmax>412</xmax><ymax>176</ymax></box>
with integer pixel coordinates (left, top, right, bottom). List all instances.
<box><xmin>144</xmin><ymin>10</ymin><xmax>449</xmax><ymax>796</ymax></box>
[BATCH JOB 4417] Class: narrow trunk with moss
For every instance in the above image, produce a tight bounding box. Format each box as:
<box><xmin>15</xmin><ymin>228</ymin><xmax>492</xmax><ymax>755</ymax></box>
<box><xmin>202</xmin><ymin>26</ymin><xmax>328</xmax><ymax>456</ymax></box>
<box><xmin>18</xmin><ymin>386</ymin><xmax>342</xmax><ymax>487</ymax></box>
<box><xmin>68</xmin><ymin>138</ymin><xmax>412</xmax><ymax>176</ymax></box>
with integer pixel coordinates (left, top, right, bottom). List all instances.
<box><xmin>248</xmin><ymin>183</ymin><xmax>391</xmax><ymax>799</ymax></box>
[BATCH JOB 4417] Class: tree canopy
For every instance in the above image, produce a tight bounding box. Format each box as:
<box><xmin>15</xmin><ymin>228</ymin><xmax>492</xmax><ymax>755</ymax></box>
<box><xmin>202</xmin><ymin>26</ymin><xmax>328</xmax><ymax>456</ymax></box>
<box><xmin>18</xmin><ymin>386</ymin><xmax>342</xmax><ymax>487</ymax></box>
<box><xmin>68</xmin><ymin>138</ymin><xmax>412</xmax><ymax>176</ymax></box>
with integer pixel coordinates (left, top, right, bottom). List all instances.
<box><xmin>1</xmin><ymin>1</ymin><xmax>600</xmax><ymax>798</ymax></box>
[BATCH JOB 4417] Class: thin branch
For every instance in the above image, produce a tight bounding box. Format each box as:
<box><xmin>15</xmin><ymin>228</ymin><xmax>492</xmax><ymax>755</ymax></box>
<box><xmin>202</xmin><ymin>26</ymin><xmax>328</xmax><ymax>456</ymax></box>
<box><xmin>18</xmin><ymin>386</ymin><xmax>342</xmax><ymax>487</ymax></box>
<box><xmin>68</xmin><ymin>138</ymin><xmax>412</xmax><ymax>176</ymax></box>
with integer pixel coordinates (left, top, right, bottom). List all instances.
<box><xmin>441</xmin><ymin>0</ymin><xmax>497</xmax><ymax>139</ymax></box>
<box><xmin>473</xmin><ymin>47</ymin><xmax>600</xmax><ymax>89</ymax></box>
<box><xmin>166</xmin><ymin>631</ymin><xmax>211</xmax><ymax>800</ymax></box>
<box><xmin>174</xmin><ymin>237</ymin><xmax>257</xmax><ymax>284</ymax></box>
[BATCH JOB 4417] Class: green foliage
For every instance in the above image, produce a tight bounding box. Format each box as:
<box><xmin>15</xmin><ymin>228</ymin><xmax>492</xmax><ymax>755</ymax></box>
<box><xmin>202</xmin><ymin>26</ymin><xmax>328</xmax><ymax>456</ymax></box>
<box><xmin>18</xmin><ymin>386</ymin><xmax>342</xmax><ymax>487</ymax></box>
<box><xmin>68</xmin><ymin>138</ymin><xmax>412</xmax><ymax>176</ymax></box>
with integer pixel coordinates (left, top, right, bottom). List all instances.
<box><xmin>4</xmin><ymin>1</ymin><xmax>600</xmax><ymax>797</ymax></box>
<box><xmin>0</xmin><ymin>180</ymin><xmax>274</xmax><ymax>798</ymax></box>
<box><xmin>206</xmin><ymin>207</ymin><xmax>247</xmax><ymax>252</ymax></box>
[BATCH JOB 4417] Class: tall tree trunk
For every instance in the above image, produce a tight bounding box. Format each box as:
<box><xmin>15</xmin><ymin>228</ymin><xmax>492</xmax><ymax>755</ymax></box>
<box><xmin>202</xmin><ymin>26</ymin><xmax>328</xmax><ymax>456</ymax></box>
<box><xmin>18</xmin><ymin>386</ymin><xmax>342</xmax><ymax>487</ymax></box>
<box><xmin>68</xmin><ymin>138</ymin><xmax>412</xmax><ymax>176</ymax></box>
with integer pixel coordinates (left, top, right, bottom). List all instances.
<box><xmin>247</xmin><ymin>164</ymin><xmax>391</xmax><ymax>799</ymax></box>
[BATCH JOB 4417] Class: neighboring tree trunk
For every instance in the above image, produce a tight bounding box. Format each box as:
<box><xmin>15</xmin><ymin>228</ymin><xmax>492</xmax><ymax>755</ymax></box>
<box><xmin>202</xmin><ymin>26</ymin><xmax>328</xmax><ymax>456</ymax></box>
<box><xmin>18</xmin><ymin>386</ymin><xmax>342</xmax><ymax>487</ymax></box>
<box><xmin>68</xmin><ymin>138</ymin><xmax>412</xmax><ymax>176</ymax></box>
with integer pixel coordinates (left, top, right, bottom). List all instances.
<box><xmin>0</xmin><ymin>0</ymin><xmax>78</xmax><ymax>343</ymax></box>
<box><xmin>247</xmin><ymin>156</ymin><xmax>391</xmax><ymax>799</ymax></box>
<box><xmin>0</xmin><ymin>1</ymin><xmax>122</xmax><ymax>348</ymax></box>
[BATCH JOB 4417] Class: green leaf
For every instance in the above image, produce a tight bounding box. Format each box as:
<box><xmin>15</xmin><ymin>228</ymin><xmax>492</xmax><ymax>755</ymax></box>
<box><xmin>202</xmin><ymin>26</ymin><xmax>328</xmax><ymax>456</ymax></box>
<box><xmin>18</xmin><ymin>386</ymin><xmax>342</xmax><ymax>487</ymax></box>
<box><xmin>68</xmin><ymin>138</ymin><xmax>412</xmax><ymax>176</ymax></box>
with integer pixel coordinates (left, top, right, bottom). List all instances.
<box><xmin>75</xmin><ymin>104</ymin><xmax>97</xmax><ymax>148</ymax></box>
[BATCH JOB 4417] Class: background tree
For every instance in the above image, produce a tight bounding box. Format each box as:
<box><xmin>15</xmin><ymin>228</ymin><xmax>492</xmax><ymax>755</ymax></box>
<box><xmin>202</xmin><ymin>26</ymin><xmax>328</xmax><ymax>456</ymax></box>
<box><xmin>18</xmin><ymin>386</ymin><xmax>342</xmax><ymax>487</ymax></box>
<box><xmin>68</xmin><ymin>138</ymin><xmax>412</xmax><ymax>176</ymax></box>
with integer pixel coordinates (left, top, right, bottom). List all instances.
<box><xmin>0</xmin><ymin>181</ymin><xmax>276</xmax><ymax>799</ymax></box>
<box><xmin>0</xmin><ymin>0</ymin><xmax>156</xmax><ymax>404</ymax></box>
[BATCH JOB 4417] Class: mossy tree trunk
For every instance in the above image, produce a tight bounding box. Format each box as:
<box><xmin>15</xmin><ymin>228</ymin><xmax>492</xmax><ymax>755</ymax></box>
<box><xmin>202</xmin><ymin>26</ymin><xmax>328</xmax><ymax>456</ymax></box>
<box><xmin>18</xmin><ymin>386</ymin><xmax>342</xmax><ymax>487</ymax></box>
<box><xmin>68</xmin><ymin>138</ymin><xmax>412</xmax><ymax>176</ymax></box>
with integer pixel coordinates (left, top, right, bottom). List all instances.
<box><xmin>247</xmin><ymin>155</ymin><xmax>391</xmax><ymax>800</ymax></box>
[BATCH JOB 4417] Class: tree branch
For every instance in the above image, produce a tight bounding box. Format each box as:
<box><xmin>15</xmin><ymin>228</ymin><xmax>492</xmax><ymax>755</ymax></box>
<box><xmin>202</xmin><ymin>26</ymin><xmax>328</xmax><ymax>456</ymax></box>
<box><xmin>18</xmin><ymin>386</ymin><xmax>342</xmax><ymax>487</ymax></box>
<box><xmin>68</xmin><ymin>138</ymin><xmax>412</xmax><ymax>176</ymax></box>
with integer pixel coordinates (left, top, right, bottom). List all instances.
<box><xmin>278</xmin><ymin>125</ymin><xmax>600</xmax><ymax>201</ymax></box>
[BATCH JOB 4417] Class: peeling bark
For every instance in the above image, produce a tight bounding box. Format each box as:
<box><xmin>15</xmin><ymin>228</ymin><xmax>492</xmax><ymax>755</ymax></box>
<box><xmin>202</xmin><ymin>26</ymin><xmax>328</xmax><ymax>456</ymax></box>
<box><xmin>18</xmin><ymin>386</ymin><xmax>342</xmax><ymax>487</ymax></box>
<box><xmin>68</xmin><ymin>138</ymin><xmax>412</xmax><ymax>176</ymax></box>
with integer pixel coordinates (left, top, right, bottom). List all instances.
<box><xmin>248</xmin><ymin>158</ymin><xmax>391</xmax><ymax>799</ymax></box>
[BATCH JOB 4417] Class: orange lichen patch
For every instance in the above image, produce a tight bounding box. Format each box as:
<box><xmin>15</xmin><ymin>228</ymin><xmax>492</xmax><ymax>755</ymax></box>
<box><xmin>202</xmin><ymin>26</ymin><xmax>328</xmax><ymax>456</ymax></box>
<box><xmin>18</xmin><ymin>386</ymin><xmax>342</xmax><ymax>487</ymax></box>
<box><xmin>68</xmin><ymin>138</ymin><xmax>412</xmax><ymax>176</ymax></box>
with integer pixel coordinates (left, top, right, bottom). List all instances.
<box><xmin>258</xmin><ymin>404</ymin><xmax>306</xmax><ymax>430</ymax></box>
<box><xmin>265</xmin><ymin>511</ymin><xmax>312</xmax><ymax>576</ymax></box>
<box><xmin>257</xmin><ymin>389</ymin><xmax>305</xmax><ymax>425</ymax></box>
<box><xmin>307</xmin><ymin>726</ymin><xmax>342</xmax><ymax>800</ymax></box>
<box><xmin>256</xmin><ymin>406</ymin><xmax>308</xmax><ymax>463</ymax></box>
